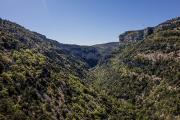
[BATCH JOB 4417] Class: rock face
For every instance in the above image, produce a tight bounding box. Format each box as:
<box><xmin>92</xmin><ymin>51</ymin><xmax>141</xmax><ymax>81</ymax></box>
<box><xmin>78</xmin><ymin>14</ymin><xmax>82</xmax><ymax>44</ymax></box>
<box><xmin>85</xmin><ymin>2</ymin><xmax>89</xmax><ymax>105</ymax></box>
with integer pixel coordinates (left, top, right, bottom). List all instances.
<box><xmin>119</xmin><ymin>17</ymin><xmax>180</xmax><ymax>44</ymax></box>
<box><xmin>119</xmin><ymin>27</ymin><xmax>154</xmax><ymax>43</ymax></box>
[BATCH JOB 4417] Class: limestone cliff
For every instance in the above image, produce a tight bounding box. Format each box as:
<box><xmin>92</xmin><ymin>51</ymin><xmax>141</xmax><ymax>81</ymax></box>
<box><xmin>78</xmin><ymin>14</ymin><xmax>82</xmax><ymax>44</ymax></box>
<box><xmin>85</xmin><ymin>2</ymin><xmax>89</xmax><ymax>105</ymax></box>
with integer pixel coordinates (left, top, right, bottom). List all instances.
<box><xmin>119</xmin><ymin>27</ymin><xmax>154</xmax><ymax>43</ymax></box>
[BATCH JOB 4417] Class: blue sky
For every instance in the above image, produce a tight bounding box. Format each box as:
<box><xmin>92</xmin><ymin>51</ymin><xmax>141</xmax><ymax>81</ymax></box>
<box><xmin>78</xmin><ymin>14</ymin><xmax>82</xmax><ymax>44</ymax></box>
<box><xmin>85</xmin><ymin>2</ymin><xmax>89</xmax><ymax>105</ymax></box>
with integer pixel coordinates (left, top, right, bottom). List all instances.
<box><xmin>0</xmin><ymin>0</ymin><xmax>180</xmax><ymax>45</ymax></box>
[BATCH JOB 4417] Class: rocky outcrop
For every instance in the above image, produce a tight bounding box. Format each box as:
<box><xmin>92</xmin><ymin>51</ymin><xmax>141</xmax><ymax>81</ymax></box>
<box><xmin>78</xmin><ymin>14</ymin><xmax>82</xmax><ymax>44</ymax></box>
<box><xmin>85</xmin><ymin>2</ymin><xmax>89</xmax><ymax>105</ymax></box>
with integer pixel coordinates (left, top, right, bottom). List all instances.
<box><xmin>119</xmin><ymin>27</ymin><xmax>154</xmax><ymax>43</ymax></box>
<box><xmin>155</xmin><ymin>17</ymin><xmax>180</xmax><ymax>32</ymax></box>
<box><xmin>119</xmin><ymin>17</ymin><xmax>180</xmax><ymax>44</ymax></box>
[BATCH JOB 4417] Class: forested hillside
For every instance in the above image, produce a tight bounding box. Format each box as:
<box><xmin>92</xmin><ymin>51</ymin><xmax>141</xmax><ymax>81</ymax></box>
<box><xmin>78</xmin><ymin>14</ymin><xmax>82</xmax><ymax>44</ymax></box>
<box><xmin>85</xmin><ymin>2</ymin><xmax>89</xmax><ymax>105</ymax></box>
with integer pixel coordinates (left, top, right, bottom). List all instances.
<box><xmin>0</xmin><ymin>17</ymin><xmax>180</xmax><ymax>120</ymax></box>
<box><xmin>89</xmin><ymin>17</ymin><xmax>180</xmax><ymax>119</ymax></box>
<box><xmin>0</xmin><ymin>18</ymin><xmax>121</xmax><ymax>120</ymax></box>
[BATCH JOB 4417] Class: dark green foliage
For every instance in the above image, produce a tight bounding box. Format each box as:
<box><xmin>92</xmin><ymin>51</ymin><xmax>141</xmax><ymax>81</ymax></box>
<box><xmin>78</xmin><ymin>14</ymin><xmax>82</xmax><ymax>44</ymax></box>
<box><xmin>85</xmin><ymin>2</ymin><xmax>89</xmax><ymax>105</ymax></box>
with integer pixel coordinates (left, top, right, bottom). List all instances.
<box><xmin>0</xmin><ymin>62</ymin><xmax>4</xmax><ymax>74</ymax></box>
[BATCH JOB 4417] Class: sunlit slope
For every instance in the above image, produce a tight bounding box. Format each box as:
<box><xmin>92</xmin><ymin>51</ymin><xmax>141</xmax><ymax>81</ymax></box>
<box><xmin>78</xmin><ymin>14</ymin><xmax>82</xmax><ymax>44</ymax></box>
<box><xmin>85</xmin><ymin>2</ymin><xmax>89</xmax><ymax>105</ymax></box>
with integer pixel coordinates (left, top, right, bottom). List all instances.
<box><xmin>89</xmin><ymin>17</ymin><xmax>180</xmax><ymax>119</ymax></box>
<box><xmin>0</xmin><ymin>18</ymin><xmax>121</xmax><ymax>120</ymax></box>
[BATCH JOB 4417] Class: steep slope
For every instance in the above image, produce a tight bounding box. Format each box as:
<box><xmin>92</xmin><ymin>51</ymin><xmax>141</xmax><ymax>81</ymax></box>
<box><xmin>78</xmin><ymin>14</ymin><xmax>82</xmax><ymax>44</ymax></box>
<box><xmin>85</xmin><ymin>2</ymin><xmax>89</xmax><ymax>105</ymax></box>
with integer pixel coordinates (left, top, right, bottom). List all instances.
<box><xmin>92</xmin><ymin>42</ymin><xmax>119</xmax><ymax>64</ymax></box>
<box><xmin>1</xmin><ymin>16</ymin><xmax>180</xmax><ymax>120</ymax></box>
<box><xmin>89</xmin><ymin>17</ymin><xmax>180</xmax><ymax>119</ymax></box>
<box><xmin>52</xmin><ymin>41</ymin><xmax>119</xmax><ymax>68</ymax></box>
<box><xmin>92</xmin><ymin>42</ymin><xmax>119</xmax><ymax>54</ymax></box>
<box><xmin>119</xmin><ymin>27</ymin><xmax>154</xmax><ymax>43</ymax></box>
<box><xmin>0</xmin><ymin>18</ymin><xmax>122</xmax><ymax>120</ymax></box>
<box><xmin>51</xmin><ymin>42</ymin><xmax>101</xmax><ymax>68</ymax></box>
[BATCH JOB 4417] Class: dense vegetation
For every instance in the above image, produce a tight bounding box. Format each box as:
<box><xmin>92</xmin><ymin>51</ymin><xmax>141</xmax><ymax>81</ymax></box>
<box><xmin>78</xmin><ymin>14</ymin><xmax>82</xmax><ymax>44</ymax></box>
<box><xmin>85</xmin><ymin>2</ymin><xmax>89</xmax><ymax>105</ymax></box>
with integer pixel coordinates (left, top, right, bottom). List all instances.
<box><xmin>89</xmin><ymin>17</ymin><xmax>180</xmax><ymax>119</ymax></box>
<box><xmin>0</xmin><ymin>17</ymin><xmax>180</xmax><ymax>119</ymax></box>
<box><xmin>0</xmin><ymin>18</ymin><xmax>120</xmax><ymax>119</ymax></box>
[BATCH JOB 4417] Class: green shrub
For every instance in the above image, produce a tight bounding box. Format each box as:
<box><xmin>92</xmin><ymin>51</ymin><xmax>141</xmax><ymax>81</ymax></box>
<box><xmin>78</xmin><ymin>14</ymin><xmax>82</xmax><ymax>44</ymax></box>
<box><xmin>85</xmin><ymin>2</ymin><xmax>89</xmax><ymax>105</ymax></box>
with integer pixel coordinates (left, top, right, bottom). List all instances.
<box><xmin>12</xmin><ymin>111</ymin><xmax>27</xmax><ymax>120</ymax></box>
<box><xmin>1</xmin><ymin>72</ymin><xmax>12</xmax><ymax>82</ymax></box>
